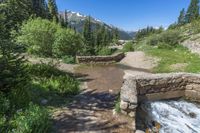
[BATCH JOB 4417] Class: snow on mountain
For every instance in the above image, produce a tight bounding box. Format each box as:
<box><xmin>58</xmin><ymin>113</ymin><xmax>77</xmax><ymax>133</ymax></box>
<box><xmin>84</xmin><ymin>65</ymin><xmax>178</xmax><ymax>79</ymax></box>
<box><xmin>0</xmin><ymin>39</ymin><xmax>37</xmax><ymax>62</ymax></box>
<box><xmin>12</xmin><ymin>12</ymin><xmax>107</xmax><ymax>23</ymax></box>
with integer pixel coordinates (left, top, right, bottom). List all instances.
<box><xmin>59</xmin><ymin>10</ymin><xmax>135</xmax><ymax>40</ymax></box>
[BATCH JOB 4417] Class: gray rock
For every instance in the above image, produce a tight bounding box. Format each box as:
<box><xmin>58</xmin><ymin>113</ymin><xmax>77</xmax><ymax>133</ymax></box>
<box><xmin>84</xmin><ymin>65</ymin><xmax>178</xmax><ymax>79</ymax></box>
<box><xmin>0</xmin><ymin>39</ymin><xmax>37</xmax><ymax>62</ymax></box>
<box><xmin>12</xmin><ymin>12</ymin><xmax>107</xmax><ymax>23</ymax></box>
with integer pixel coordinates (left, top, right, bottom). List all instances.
<box><xmin>120</xmin><ymin>100</ymin><xmax>129</xmax><ymax>110</ymax></box>
<box><xmin>129</xmin><ymin>104</ymin><xmax>137</xmax><ymax>110</ymax></box>
<box><xmin>120</xmin><ymin>79</ymin><xmax>137</xmax><ymax>104</ymax></box>
<box><xmin>128</xmin><ymin>111</ymin><xmax>135</xmax><ymax>118</ymax></box>
<box><xmin>135</xmin><ymin>130</ymin><xmax>145</xmax><ymax>133</ymax></box>
<box><xmin>41</xmin><ymin>99</ymin><xmax>48</xmax><ymax>105</ymax></box>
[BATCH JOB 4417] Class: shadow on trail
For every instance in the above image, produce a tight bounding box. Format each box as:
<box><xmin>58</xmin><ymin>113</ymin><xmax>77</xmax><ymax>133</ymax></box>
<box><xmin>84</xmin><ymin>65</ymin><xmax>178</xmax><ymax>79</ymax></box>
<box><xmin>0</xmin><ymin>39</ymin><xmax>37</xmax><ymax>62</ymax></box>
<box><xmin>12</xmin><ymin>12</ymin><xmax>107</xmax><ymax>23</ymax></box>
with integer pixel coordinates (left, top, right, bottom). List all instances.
<box><xmin>53</xmin><ymin>90</ymin><xmax>128</xmax><ymax>133</ymax></box>
<box><xmin>53</xmin><ymin>64</ymin><xmax>133</xmax><ymax>133</ymax></box>
<box><xmin>70</xmin><ymin>89</ymin><xmax>118</xmax><ymax>111</ymax></box>
<box><xmin>73</xmin><ymin>73</ymin><xmax>95</xmax><ymax>82</ymax></box>
<box><xmin>117</xmin><ymin>63</ymin><xmax>152</xmax><ymax>73</ymax></box>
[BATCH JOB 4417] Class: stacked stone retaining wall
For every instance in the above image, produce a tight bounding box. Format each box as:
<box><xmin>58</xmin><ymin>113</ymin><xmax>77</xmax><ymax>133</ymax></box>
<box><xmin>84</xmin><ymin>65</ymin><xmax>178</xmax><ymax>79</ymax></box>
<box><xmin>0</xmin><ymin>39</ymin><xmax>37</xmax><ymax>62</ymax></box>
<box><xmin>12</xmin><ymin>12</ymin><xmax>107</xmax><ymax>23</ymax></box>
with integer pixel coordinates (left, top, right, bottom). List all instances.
<box><xmin>120</xmin><ymin>73</ymin><xmax>200</xmax><ymax>131</ymax></box>
<box><xmin>76</xmin><ymin>52</ymin><xmax>125</xmax><ymax>64</ymax></box>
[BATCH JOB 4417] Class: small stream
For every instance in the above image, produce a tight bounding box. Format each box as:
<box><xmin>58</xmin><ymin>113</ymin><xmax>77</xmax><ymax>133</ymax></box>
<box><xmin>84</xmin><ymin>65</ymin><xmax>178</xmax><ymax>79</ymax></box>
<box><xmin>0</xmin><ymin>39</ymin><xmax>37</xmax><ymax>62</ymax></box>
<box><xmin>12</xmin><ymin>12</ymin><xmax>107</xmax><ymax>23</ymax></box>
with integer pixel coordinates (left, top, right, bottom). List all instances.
<box><xmin>138</xmin><ymin>100</ymin><xmax>200</xmax><ymax>133</ymax></box>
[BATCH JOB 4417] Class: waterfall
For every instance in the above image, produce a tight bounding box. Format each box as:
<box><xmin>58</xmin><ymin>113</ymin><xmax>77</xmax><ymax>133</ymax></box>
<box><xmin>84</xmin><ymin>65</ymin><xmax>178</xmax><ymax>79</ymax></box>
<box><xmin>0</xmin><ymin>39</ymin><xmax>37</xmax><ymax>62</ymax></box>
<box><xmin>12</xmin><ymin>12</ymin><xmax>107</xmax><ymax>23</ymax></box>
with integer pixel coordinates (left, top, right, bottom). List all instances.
<box><xmin>141</xmin><ymin>100</ymin><xmax>200</xmax><ymax>133</ymax></box>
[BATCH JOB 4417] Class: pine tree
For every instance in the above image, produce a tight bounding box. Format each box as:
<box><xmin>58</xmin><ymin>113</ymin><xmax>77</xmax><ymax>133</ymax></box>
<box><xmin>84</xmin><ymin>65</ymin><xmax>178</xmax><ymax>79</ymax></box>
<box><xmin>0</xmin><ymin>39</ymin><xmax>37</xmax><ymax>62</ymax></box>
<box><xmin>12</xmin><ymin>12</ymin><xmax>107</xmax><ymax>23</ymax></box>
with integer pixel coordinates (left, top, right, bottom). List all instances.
<box><xmin>83</xmin><ymin>16</ymin><xmax>94</xmax><ymax>55</ymax></box>
<box><xmin>32</xmin><ymin>0</ymin><xmax>48</xmax><ymax>18</ymax></box>
<box><xmin>186</xmin><ymin>0</ymin><xmax>199</xmax><ymax>23</ymax></box>
<box><xmin>0</xmin><ymin>9</ymin><xmax>29</xmax><ymax>93</ymax></box>
<box><xmin>94</xmin><ymin>24</ymin><xmax>101</xmax><ymax>51</ymax></box>
<box><xmin>64</xmin><ymin>10</ymin><xmax>68</xmax><ymax>27</ymax></box>
<box><xmin>60</xmin><ymin>10</ymin><xmax>69</xmax><ymax>27</ymax></box>
<box><xmin>112</xmin><ymin>28</ymin><xmax>119</xmax><ymax>42</ymax></box>
<box><xmin>0</xmin><ymin>0</ymin><xmax>33</xmax><ymax>32</ymax></box>
<box><xmin>48</xmin><ymin>0</ymin><xmax>58</xmax><ymax>22</ymax></box>
<box><xmin>178</xmin><ymin>8</ymin><xmax>186</xmax><ymax>25</ymax></box>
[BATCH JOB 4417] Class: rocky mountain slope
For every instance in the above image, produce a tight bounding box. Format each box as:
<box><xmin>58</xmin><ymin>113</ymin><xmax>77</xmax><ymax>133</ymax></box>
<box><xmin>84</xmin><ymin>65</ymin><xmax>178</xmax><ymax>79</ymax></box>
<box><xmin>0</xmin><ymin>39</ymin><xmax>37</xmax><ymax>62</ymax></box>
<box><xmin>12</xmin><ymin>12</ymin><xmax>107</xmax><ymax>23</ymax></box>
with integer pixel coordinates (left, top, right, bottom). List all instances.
<box><xmin>59</xmin><ymin>11</ymin><xmax>135</xmax><ymax>40</ymax></box>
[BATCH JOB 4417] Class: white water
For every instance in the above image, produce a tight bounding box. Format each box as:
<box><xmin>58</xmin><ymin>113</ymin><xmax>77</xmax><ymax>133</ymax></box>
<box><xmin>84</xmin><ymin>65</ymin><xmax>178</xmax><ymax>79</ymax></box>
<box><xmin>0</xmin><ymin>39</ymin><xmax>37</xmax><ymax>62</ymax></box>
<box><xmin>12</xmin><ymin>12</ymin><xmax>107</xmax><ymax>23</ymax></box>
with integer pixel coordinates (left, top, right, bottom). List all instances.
<box><xmin>141</xmin><ymin>100</ymin><xmax>200</xmax><ymax>133</ymax></box>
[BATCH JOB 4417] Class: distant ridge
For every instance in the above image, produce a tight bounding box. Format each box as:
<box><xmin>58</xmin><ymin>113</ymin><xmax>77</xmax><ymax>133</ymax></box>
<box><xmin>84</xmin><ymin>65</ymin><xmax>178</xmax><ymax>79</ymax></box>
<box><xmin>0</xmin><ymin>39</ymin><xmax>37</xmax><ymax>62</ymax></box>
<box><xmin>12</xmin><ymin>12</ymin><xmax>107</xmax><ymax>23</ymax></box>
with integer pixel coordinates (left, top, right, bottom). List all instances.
<box><xmin>59</xmin><ymin>10</ymin><xmax>135</xmax><ymax>40</ymax></box>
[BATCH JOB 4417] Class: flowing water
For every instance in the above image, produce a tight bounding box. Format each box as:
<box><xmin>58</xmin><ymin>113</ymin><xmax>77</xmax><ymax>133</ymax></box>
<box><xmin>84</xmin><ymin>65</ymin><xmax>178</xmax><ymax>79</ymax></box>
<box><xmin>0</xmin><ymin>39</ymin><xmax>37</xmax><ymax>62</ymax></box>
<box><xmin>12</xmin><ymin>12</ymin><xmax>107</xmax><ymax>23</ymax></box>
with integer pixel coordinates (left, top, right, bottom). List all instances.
<box><xmin>140</xmin><ymin>100</ymin><xmax>200</xmax><ymax>133</ymax></box>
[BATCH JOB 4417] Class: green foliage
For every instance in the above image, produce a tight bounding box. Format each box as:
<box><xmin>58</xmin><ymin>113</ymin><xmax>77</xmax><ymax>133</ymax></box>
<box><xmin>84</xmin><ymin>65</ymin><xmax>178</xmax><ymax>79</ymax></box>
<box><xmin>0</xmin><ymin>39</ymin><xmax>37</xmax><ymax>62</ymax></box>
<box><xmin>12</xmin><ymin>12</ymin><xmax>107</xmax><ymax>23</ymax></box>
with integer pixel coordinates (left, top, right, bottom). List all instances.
<box><xmin>186</xmin><ymin>0</ymin><xmax>199</xmax><ymax>23</ymax></box>
<box><xmin>112</xmin><ymin>28</ymin><xmax>120</xmax><ymax>42</ymax></box>
<box><xmin>0</xmin><ymin>92</ymin><xmax>10</xmax><ymax>114</ymax></box>
<box><xmin>59</xmin><ymin>10</ymin><xmax>68</xmax><ymax>28</ymax></box>
<box><xmin>83</xmin><ymin>16</ymin><xmax>95</xmax><ymax>55</ymax></box>
<box><xmin>17</xmin><ymin>18</ymin><xmax>84</xmax><ymax>58</ymax></box>
<box><xmin>9</xmin><ymin>87</ymin><xmax>30</xmax><ymax>110</ymax></box>
<box><xmin>135</xmin><ymin>26</ymin><xmax>163</xmax><ymax>40</ymax></box>
<box><xmin>0</xmin><ymin>52</ymin><xmax>29</xmax><ymax>93</ymax></box>
<box><xmin>11</xmin><ymin>103</ymin><xmax>50</xmax><ymax>133</ymax></box>
<box><xmin>147</xmin><ymin>30</ymin><xmax>182</xmax><ymax>47</ymax></box>
<box><xmin>62</xmin><ymin>56</ymin><xmax>76</xmax><ymax>64</ymax></box>
<box><xmin>159</xmin><ymin>30</ymin><xmax>181</xmax><ymax>46</ymax></box>
<box><xmin>114</xmin><ymin>96</ymin><xmax>121</xmax><ymax>113</ymax></box>
<box><xmin>137</xmin><ymin>42</ymin><xmax>200</xmax><ymax>73</ymax></box>
<box><xmin>32</xmin><ymin>0</ymin><xmax>49</xmax><ymax>19</ymax></box>
<box><xmin>147</xmin><ymin>34</ymin><xmax>160</xmax><ymax>46</ymax></box>
<box><xmin>122</xmin><ymin>42</ymin><xmax>135</xmax><ymax>52</ymax></box>
<box><xmin>190</xmin><ymin>19</ymin><xmax>200</xmax><ymax>34</ymax></box>
<box><xmin>28</xmin><ymin>63</ymin><xmax>62</xmax><ymax>77</ymax></box>
<box><xmin>83</xmin><ymin>18</ymin><xmax>116</xmax><ymax>56</ymax></box>
<box><xmin>17</xmin><ymin>18</ymin><xmax>58</xmax><ymax>57</ymax></box>
<box><xmin>39</xmin><ymin>76</ymin><xmax>79</xmax><ymax>96</ymax></box>
<box><xmin>95</xmin><ymin>25</ymin><xmax>108</xmax><ymax>47</ymax></box>
<box><xmin>178</xmin><ymin>8</ymin><xmax>186</xmax><ymax>25</ymax></box>
<box><xmin>157</xmin><ymin>42</ymin><xmax>173</xmax><ymax>49</ymax></box>
<box><xmin>0</xmin><ymin>0</ymin><xmax>33</xmax><ymax>33</ymax></box>
<box><xmin>48</xmin><ymin>0</ymin><xmax>58</xmax><ymax>22</ymax></box>
<box><xmin>53</xmin><ymin>28</ymin><xmax>84</xmax><ymax>57</ymax></box>
<box><xmin>97</xmin><ymin>47</ymin><xmax>113</xmax><ymax>56</ymax></box>
<box><xmin>0</xmin><ymin>1</ymin><xmax>53</xmax><ymax>132</ymax></box>
<box><xmin>29</xmin><ymin>63</ymin><xmax>80</xmax><ymax>96</ymax></box>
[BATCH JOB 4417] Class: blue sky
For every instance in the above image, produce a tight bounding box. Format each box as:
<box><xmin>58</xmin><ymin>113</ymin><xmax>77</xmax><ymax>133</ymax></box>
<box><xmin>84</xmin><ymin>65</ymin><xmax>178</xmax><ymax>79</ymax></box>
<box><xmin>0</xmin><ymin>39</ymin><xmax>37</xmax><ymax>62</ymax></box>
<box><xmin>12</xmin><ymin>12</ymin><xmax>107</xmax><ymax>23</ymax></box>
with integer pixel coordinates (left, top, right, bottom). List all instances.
<box><xmin>56</xmin><ymin>0</ymin><xmax>190</xmax><ymax>31</ymax></box>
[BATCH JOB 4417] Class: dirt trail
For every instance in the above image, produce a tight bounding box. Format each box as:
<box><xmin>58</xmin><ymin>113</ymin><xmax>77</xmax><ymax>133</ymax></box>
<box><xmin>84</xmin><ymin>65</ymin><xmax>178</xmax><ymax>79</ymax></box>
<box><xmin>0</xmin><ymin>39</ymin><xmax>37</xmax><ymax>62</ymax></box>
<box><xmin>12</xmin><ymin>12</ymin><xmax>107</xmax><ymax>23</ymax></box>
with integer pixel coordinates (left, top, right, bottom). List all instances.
<box><xmin>52</xmin><ymin>51</ymin><xmax>157</xmax><ymax>133</ymax></box>
<box><xmin>119</xmin><ymin>51</ymin><xmax>158</xmax><ymax>78</ymax></box>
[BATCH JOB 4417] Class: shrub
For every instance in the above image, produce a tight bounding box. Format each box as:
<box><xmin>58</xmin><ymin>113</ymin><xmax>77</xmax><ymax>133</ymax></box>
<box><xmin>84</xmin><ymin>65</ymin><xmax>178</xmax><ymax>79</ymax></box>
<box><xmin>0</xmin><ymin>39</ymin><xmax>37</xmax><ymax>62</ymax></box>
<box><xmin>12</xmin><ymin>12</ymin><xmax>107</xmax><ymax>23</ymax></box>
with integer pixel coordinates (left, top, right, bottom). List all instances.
<box><xmin>29</xmin><ymin>63</ymin><xmax>62</xmax><ymax>78</ymax></box>
<box><xmin>114</xmin><ymin>95</ymin><xmax>121</xmax><ymax>113</ymax></box>
<box><xmin>98</xmin><ymin>47</ymin><xmax>113</xmax><ymax>56</ymax></box>
<box><xmin>147</xmin><ymin>30</ymin><xmax>182</xmax><ymax>47</ymax></box>
<box><xmin>0</xmin><ymin>46</ymin><xmax>29</xmax><ymax>93</ymax></box>
<box><xmin>189</xmin><ymin>20</ymin><xmax>200</xmax><ymax>34</ymax></box>
<box><xmin>62</xmin><ymin>56</ymin><xmax>76</xmax><ymax>64</ymax></box>
<box><xmin>122</xmin><ymin>42</ymin><xmax>135</xmax><ymax>52</ymax></box>
<box><xmin>9</xmin><ymin>87</ymin><xmax>30</xmax><ymax>111</ymax></box>
<box><xmin>0</xmin><ymin>92</ymin><xmax>10</xmax><ymax>114</ymax></box>
<box><xmin>53</xmin><ymin>28</ymin><xmax>84</xmax><ymax>57</ymax></box>
<box><xmin>160</xmin><ymin>30</ymin><xmax>181</xmax><ymax>46</ymax></box>
<box><xmin>29</xmin><ymin>63</ymin><xmax>80</xmax><ymax>96</ymax></box>
<box><xmin>40</xmin><ymin>76</ymin><xmax>79</xmax><ymax>96</ymax></box>
<box><xmin>17</xmin><ymin>18</ymin><xmax>59</xmax><ymax>57</ymax></box>
<box><xmin>157</xmin><ymin>42</ymin><xmax>173</xmax><ymax>49</ymax></box>
<box><xmin>147</xmin><ymin>34</ymin><xmax>161</xmax><ymax>46</ymax></box>
<box><xmin>135</xmin><ymin>26</ymin><xmax>163</xmax><ymax>40</ymax></box>
<box><xmin>0</xmin><ymin>93</ymin><xmax>9</xmax><ymax>132</ymax></box>
<box><xmin>10</xmin><ymin>103</ymin><xmax>50</xmax><ymax>133</ymax></box>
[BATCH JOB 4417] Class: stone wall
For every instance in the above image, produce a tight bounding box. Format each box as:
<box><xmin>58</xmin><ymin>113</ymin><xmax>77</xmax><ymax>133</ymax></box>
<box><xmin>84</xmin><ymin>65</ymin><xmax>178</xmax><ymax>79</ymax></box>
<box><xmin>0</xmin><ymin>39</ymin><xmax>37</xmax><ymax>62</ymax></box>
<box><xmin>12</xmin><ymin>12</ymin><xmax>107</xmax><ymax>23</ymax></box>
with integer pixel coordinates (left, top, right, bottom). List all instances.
<box><xmin>120</xmin><ymin>73</ymin><xmax>200</xmax><ymax>131</ymax></box>
<box><xmin>76</xmin><ymin>52</ymin><xmax>125</xmax><ymax>64</ymax></box>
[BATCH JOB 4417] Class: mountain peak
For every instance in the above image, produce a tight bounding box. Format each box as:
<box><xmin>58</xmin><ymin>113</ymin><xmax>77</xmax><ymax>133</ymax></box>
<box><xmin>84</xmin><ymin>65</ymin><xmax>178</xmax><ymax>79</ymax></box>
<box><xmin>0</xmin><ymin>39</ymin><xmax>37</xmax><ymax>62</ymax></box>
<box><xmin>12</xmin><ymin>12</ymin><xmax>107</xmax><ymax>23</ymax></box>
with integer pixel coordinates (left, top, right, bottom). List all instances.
<box><xmin>59</xmin><ymin>10</ymin><xmax>135</xmax><ymax>40</ymax></box>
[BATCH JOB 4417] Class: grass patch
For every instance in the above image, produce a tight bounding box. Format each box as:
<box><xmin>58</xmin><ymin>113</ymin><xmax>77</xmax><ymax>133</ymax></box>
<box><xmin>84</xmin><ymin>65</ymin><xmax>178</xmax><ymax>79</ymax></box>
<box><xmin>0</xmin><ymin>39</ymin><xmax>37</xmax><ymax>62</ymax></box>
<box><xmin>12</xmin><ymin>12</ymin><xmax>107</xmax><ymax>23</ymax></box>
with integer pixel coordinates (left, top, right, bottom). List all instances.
<box><xmin>29</xmin><ymin>63</ymin><xmax>80</xmax><ymax>106</ymax></box>
<box><xmin>114</xmin><ymin>95</ymin><xmax>121</xmax><ymax>113</ymax></box>
<box><xmin>62</xmin><ymin>55</ymin><xmax>76</xmax><ymax>64</ymax></box>
<box><xmin>137</xmin><ymin>43</ymin><xmax>200</xmax><ymax>73</ymax></box>
<box><xmin>122</xmin><ymin>41</ymin><xmax>135</xmax><ymax>52</ymax></box>
<box><xmin>0</xmin><ymin>63</ymin><xmax>80</xmax><ymax>132</ymax></box>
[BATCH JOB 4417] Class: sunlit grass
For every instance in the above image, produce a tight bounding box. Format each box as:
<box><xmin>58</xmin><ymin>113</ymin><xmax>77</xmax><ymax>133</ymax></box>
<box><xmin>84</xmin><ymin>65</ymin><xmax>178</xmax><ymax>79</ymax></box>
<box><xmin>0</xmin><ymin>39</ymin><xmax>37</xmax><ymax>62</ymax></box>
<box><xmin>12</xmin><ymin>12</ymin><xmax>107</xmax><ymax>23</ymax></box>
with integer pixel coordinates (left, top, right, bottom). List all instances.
<box><xmin>134</xmin><ymin>41</ymin><xmax>200</xmax><ymax>73</ymax></box>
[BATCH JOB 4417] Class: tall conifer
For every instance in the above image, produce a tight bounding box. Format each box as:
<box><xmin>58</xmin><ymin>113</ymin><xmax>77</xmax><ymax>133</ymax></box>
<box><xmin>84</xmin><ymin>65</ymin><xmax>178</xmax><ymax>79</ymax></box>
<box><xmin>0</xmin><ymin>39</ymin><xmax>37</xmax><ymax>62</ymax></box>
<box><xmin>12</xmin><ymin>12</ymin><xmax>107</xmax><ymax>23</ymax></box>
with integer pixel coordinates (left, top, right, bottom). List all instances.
<box><xmin>48</xmin><ymin>0</ymin><xmax>58</xmax><ymax>22</ymax></box>
<box><xmin>186</xmin><ymin>0</ymin><xmax>199</xmax><ymax>22</ymax></box>
<box><xmin>178</xmin><ymin>8</ymin><xmax>186</xmax><ymax>25</ymax></box>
